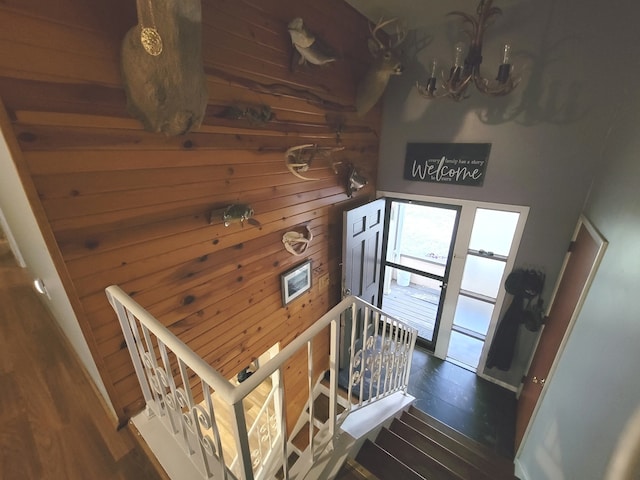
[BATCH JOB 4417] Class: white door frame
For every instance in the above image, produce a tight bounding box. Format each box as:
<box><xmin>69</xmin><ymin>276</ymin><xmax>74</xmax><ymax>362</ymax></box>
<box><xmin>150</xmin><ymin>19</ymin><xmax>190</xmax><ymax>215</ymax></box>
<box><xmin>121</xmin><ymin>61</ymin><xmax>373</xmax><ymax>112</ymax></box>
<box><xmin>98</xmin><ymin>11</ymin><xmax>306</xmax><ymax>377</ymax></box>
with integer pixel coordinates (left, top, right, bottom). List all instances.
<box><xmin>378</xmin><ymin>191</ymin><xmax>529</xmax><ymax>381</ymax></box>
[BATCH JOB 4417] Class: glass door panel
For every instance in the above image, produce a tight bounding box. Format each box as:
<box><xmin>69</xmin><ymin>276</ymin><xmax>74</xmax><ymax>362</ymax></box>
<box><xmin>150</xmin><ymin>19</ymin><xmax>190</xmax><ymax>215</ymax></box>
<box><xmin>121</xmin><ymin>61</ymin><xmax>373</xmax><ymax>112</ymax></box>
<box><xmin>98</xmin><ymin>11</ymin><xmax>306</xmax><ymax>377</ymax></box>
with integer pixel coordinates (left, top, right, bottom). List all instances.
<box><xmin>460</xmin><ymin>255</ymin><xmax>506</xmax><ymax>298</ymax></box>
<box><xmin>452</xmin><ymin>296</ymin><xmax>494</xmax><ymax>337</ymax></box>
<box><xmin>448</xmin><ymin>208</ymin><xmax>521</xmax><ymax>370</ymax></box>
<box><xmin>381</xmin><ymin>200</ymin><xmax>460</xmax><ymax>350</ymax></box>
<box><xmin>468</xmin><ymin>209</ymin><xmax>520</xmax><ymax>256</ymax></box>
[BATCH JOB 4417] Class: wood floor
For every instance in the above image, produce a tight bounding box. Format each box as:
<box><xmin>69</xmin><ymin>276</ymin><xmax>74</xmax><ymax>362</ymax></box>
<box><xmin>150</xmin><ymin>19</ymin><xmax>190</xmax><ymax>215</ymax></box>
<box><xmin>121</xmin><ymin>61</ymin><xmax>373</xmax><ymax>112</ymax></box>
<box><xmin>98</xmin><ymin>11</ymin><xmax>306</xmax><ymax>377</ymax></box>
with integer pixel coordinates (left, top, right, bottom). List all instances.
<box><xmin>0</xmin><ymin>240</ymin><xmax>163</xmax><ymax>480</ymax></box>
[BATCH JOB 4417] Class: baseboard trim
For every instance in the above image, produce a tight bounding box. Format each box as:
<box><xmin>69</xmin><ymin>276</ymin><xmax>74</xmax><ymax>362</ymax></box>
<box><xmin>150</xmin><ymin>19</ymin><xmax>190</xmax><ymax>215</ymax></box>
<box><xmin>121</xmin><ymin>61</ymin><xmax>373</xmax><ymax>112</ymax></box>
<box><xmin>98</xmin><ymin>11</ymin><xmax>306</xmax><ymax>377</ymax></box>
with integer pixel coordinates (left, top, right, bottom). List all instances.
<box><xmin>515</xmin><ymin>457</ymin><xmax>529</xmax><ymax>480</ymax></box>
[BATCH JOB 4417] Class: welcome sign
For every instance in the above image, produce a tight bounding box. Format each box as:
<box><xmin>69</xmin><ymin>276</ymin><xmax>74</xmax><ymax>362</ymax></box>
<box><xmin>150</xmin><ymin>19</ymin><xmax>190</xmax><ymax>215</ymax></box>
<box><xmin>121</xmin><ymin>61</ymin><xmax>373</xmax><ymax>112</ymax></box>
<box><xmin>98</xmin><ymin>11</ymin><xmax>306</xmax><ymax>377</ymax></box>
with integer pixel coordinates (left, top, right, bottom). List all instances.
<box><xmin>403</xmin><ymin>143</ymin><xmax>491</xmax><ymax>186</ymax></box>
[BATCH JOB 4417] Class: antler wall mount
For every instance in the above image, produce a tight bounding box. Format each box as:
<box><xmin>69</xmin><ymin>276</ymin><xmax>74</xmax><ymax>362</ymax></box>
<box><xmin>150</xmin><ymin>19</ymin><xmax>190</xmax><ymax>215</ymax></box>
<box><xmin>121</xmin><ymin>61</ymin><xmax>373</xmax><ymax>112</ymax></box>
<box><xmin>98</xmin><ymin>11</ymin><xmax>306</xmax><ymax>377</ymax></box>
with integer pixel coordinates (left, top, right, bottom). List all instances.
<box><xmin>356</xmin><ymin>17</ymin><xmax>407</xmax><ymax>116</ymax></box>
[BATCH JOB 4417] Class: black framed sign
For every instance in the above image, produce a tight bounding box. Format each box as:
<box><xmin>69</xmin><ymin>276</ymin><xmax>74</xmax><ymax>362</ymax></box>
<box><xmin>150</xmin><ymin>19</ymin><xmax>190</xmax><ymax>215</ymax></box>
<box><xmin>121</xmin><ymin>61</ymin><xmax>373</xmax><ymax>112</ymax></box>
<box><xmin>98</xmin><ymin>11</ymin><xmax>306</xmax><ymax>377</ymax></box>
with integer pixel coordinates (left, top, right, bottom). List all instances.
<box><xmin>403</xmin><ymin>143</ymin><xmax>491</xmax><ymax>186</ymax></box>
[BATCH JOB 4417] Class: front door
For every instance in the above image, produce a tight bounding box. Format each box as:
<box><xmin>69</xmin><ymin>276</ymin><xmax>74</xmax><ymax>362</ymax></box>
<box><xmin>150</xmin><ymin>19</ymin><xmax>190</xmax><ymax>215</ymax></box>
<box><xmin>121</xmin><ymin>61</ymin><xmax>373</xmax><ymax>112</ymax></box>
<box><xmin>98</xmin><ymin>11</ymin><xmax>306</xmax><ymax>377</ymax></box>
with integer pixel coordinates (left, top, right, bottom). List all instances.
<box><xmin>515</xmin><ymin>216</ymin><xmax>607</xmax><ymax>451</ymax></box>
<box><xmin>380</xmin><ymin>199</ymin><xmax>460</xmax><ymax>350</ymax></box>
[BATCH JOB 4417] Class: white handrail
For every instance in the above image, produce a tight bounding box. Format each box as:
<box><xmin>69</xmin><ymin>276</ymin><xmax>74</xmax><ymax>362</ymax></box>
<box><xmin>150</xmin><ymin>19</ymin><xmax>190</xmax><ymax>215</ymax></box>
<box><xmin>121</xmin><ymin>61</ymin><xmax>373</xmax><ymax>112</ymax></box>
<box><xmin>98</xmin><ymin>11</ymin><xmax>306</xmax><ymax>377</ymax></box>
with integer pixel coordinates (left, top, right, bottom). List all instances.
<box><xmin>108</xmin><ymin>286</ymin><xmax>385</xmax><ymax>404</ymax></box>
<box><xmin>106</xmin><ymin>285</ymin><xmax>417</xmax><ymax>480</ymax></box>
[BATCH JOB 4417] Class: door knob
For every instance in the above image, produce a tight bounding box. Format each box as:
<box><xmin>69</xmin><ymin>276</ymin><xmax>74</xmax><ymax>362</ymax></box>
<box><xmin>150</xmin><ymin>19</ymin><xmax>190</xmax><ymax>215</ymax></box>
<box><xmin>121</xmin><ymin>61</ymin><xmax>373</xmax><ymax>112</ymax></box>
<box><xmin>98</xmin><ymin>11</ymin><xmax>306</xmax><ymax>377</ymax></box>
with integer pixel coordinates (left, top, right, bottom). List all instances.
<box><xmin>343</xmin><ymin>288</ymin><xmax>351</xmax><ymax>296</ymax></box>
<box><xmin>532</xmin><ymin>376</ymin><xmax>546</xmax><ymax>386</ymax></box>
<box><xmin>532</xmin><ymin>376</ymin><xmax>538</xmax><ymax>383</ymax></box>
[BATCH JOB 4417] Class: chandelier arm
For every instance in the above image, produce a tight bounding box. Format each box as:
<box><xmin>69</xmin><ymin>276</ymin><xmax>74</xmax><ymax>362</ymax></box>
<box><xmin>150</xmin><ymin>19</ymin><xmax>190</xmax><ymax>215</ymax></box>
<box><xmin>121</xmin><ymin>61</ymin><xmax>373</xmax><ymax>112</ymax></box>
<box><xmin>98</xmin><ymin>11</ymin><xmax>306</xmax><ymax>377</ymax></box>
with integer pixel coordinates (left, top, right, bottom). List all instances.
<box><xmin>447</xmin><ymin>11</ymin><xmax>479</xmax><ymax>33</ymax></box>
<box><xmin>472</xmin><ymin>74</ymin><xmax>519</xmax><ymax>96</ymax></box>
<box><xmin>444</xmin><ymin>73</ymin><xmax>474</xmax><ymax>96</ymax></box>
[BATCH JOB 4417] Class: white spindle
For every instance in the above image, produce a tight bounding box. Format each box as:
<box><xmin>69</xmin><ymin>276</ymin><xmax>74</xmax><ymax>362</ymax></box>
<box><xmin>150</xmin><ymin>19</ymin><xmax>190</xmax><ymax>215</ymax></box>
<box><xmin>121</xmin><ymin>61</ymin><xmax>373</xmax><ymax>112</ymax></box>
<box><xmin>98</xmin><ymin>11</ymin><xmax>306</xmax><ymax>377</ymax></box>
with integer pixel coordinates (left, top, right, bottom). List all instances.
<box><xmin>277</xmin><ymin>366</ymin><xmax>289</xmax><ymax>480</ymax></box>
<box><xmin>106</xmin><ymin>286</ymin><xmax>416</xmax><ymax>480</ymax></box>
<box><xmin>231</xmin><ymin>400</ymin><xmax>253</xmax><ymax>480</ymax></box>
<box><xmin>328</xmin><ymin>317</ymin><xmax>340</xmax><ymax>436</ymax></box>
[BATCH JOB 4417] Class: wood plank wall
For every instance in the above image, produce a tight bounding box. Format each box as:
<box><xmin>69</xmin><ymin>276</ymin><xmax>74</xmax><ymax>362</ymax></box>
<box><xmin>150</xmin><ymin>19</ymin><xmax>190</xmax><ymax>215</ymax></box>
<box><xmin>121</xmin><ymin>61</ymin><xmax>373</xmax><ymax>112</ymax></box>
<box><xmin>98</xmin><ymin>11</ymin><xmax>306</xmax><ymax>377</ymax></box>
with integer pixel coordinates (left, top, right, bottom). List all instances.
<box><xmin>0</xmin><ymin>0</ymin><xmax>381</xmax><ymax>428</ymax></box>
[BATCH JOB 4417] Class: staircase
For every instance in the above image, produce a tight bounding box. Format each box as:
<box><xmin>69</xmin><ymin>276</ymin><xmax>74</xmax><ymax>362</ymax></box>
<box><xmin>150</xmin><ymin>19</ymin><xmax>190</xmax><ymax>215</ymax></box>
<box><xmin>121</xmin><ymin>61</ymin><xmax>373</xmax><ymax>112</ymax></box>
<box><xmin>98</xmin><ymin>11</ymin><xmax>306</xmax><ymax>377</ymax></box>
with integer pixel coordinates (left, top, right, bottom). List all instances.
<box><xmin>337</xmin><ymin>405</ymin><xmax>518</xmax><ymax>480</ymax></box>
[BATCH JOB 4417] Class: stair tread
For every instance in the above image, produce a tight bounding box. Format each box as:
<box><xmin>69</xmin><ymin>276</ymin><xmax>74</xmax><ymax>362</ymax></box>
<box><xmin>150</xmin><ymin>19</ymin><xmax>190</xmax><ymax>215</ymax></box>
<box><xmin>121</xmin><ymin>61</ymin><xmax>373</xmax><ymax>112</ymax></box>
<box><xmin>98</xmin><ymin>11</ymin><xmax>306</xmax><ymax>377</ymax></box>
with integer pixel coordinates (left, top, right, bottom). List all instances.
<box><xmin>376</xmin><ymin>428</ymin><xmax>461</xmax><ymax>480</ymax></box>
<box><xmin>310</xmin><ymin>392</ymin><xmax>346</xmax><ymax>423</ymax></box>
<box><xmin>402</xmin><ymin>408</ymin><xmax>516</xmax><ymax>478</ymax></box>
<box><xmin>356</xmin><ymin>439</ymin><xmax>425</xmax><ymax>480</ymax></box>
<box><xmin>390</xmin><ymin>418</ymin><xmax>495</xmax><ymax>480</ymax></box>
<box><xmin>291</xmin><ymin>421</ymin><xmax>318</xmax><ymax>453</ymax></box>
<box><xmin>335</xmin><ymin>458</ymin><xmax>380</xmax><ymax>480</ymax></box>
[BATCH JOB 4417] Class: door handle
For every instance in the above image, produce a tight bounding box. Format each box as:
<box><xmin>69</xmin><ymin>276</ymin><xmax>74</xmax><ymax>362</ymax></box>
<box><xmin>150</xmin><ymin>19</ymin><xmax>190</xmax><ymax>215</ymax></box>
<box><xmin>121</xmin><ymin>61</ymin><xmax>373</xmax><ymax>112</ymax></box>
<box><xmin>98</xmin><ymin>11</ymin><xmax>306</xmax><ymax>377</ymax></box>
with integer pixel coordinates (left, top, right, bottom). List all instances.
<box><xmin>343</xmin><ymin>288</ymin><xmax>351</xmax><ymax>296</ymax></box>
<box><xmin>532</xmin><ymin>376</ymin><xmax>546</xmax><ymax>386</ymax></box>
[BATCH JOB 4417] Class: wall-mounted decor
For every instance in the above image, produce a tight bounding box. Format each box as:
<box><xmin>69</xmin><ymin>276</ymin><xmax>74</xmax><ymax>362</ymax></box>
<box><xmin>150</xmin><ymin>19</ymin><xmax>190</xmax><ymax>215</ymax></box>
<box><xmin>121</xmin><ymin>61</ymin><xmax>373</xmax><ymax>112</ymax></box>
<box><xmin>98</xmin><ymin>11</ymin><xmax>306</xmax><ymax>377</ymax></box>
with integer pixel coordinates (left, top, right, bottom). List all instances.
<box><xmin>403</xmin><ymin>143</ymin><xmax>491</xmax><ymax>186</ymax></box>
<box><xmin>208</xmin><ymin>204</ymin><xmax>260</xmax><ymax>227</ymax></box>
<box><xmin>281</xmin><ymin>260</ymin><xmax>312</xmax><ymax>306</ymax></box>
<box><xmin>287</xmin><ymin>17</ymin><xmax>336</xmax><ymax>68</ymax></box>
<box><xmin>346</xmin><ymin>166</ymin><xmax>367</xmax><ymax>197</ymax></box>
<box><xmin>121</xmin><ymin>0</ymin><xmax>208</xmax><ymax>135</ymax></box>
<box><xmin>221</xmin><ymin>104</ymin><xmax>274</xmax><ymax>125</ymax></box>
<box><xmin>285</xmin><ymin>144</ymin><xmax>344</xmax><ymax>181</ymax></box>
<box><xmin>356</xmin><ymin>17</ymin><xmax>406</xmax><ymax>116</ymax></box>
<box><xmin>282</xmin><ymin>225</ymin><xmax>313</xmax><ymax>256</ymax></box>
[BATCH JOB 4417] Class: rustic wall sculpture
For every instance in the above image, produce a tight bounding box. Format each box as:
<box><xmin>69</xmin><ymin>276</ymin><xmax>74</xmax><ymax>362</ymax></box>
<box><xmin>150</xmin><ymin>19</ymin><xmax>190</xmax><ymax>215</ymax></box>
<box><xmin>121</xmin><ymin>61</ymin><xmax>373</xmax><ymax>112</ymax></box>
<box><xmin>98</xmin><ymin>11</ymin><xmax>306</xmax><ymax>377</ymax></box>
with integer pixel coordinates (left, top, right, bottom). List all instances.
<box><xmin>121</xmin><ymin>0</ymin><xmax>208</xmax><ymax>135</ymax></box>
<box><xmin>288</xmin><ymin>17</ymin><xmax>337</xmax><ymax>68</ymax></box>
<box><xmin>285</xmin><ymin>144</ymin><xmax>344</xmax><ymax>181</ymax></box>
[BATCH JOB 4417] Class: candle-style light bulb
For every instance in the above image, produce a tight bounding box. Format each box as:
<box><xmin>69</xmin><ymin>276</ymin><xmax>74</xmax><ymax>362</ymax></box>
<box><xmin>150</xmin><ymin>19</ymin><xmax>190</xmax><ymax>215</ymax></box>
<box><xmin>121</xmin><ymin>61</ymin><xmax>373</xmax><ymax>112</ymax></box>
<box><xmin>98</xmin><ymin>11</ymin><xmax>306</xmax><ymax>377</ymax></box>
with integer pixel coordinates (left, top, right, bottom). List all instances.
<box><xmin>427</xmin><ymin>59</ymin><xmax>438</xmax><ymax>93</ymax></box>
<box><xmin>497</xmin><ymin>43</ymin><xmax>512</xmax><ymax>84</ymax></box>
<box><xmin>453</xmin><ymin>42</ymin><xmax>465</xmax><ymax>67</ymax></box>
<box><xmin>449</xmin><ymin>43</ymin><xmax>465</xmax><ymax>85</ymax></box>
<box><xmin>502</xmin><ymin>43</ymin><xmax>512</xmax><ymax>65</ymax></box>
<box><xmin>430</xmin><ymin>59</ymin><xmax>438</xmax><ymax>78</ymax></box>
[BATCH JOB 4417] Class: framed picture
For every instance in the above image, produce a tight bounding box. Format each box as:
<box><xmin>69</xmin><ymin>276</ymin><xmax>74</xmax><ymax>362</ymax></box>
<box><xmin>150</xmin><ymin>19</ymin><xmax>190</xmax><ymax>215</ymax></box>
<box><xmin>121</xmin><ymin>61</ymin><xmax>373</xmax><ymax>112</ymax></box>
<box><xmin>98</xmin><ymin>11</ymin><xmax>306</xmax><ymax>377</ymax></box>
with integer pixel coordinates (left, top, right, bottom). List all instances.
<box><xmin>281</xmin><ymin>260</ymin><xmax>312</xmax><ymax>306</ymax></box>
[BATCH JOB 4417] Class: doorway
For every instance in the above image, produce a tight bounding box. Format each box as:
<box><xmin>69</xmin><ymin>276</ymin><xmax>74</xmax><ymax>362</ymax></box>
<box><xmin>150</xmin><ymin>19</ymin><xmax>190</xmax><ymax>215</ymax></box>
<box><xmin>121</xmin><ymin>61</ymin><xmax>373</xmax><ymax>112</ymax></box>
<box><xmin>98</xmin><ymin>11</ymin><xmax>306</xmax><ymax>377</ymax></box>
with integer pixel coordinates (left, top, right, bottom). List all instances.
<box><xmin>380</xmin><ymin>200</ymin><xmax>460</xmax><ymax>350</ymax></box>
<box><xmin>343</xmin><ymin>193</ymin><xmax>529</xmax><ymax>376</ymax></box>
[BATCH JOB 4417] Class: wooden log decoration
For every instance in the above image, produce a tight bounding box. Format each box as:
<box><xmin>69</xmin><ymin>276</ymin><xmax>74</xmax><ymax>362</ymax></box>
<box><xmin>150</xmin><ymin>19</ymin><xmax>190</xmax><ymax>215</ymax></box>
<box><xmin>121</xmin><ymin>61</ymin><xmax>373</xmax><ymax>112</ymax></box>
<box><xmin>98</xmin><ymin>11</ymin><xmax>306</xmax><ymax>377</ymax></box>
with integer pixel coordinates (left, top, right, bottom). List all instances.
<box><xmin>121</xmin><ymin>0</ymin><xmax>208</xmax><ymax>136</ymax></box>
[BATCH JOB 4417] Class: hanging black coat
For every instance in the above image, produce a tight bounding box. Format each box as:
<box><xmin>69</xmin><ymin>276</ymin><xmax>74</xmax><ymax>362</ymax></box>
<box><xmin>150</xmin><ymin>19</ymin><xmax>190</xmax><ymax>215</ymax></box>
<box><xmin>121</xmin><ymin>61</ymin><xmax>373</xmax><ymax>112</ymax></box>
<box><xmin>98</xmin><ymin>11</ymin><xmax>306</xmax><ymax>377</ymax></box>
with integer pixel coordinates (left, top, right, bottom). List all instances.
<box><xmin>486</xmin><ymin>268</ymin><xmax>545</xmax><ymax>371</ymax></box>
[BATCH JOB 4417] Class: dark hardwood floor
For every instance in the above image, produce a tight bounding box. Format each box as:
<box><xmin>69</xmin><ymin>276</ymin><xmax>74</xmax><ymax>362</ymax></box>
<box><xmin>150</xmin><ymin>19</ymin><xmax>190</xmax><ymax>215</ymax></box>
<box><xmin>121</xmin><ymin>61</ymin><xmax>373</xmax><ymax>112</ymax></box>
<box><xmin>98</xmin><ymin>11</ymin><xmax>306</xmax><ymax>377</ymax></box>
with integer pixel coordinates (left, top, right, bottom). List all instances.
<box><xmin>408</xmin><ymin>346</ymin><xmax>517</xmax><ymax>460</ymax></box>
<box><xmin>0</xmin><ymin>240</ymin><xmax>163</xmax><ymax>480</ymax></box>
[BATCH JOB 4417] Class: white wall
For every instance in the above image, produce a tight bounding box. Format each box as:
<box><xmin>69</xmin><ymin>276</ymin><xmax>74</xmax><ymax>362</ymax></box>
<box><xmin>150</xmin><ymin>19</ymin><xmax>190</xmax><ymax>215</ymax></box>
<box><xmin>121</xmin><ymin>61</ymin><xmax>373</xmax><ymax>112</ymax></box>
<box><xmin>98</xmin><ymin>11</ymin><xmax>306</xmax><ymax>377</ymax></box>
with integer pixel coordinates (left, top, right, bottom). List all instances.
<box><xmin>374</xmin><ymin>0</ymin><xmax>627</xmax><ymax>387</ymax></box>
<box><xmin>0</xmin><ymin>126</ymin><xmax>114</xmax><ymax>415</ymax></box>
<box><xmin>516</xmin><ymin>81</ymin><xmax>640</xmax><ymax>479</ymax></box>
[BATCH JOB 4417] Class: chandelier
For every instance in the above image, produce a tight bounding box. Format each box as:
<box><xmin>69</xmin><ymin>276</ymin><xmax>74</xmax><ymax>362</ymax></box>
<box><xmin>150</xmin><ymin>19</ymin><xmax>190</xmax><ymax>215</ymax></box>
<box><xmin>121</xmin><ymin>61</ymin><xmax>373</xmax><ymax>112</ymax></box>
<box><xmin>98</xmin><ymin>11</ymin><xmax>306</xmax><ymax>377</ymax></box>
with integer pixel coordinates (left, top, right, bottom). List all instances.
<box><xmin>416</xmin><ymin>0</ymin><xmax>518</xmax><ymax>101</ymax></box>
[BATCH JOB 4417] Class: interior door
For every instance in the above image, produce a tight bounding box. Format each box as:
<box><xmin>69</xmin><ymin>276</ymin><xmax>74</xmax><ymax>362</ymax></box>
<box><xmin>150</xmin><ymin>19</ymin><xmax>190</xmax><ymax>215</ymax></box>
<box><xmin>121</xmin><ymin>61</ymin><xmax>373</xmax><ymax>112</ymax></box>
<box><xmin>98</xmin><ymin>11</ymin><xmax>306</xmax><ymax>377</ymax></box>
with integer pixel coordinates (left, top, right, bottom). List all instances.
<box><xmin>341</xmin><ymin>198</ymin><xmax>385</xmax><ymax>304</ymax></box>
<box><xmin>340</xmin><ymin>199</ymin><xmax>386</xmax><ymax>368</ymax></box>
<box><xmin>515</xmin><ymin>216</ymin><xmax>607</xmax><ymax>451</ymax></box>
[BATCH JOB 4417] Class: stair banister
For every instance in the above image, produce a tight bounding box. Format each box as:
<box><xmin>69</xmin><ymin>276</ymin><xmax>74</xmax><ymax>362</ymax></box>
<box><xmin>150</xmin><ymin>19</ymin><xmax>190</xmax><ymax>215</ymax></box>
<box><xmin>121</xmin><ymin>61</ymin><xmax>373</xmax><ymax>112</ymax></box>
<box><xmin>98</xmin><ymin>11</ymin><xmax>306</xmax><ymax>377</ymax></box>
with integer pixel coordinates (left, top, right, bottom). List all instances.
<box><xmin>107</xmin><ymin>285</ymin><xmax>417</xmax><ymax>480</ymax></box>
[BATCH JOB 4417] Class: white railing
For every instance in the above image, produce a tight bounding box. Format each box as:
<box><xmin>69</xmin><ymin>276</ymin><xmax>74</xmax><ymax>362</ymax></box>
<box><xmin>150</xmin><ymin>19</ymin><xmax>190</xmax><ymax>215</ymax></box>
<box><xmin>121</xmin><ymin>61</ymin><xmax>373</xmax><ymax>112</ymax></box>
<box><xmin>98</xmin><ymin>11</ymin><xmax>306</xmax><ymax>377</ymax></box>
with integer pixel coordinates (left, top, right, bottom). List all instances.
<box><xmin>106</xmin><ymin>286</ymin><xmax>417</xmax><ymax>480</ymax></box>
<box><xmin>229</xmin><ymin>383</ymin><xmax>280</xmax><ymax>478</ymax></box>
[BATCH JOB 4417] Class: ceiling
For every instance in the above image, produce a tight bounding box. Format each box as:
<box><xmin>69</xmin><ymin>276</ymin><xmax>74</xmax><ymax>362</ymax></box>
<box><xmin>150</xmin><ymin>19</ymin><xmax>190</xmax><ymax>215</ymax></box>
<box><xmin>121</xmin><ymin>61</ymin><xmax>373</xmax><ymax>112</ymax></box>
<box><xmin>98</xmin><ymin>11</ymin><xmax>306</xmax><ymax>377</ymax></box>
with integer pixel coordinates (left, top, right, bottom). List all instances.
<box><xmin>345</xmin><ymin>0</ymin><xmax>525</xmax><ymax>30</ymax></box>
